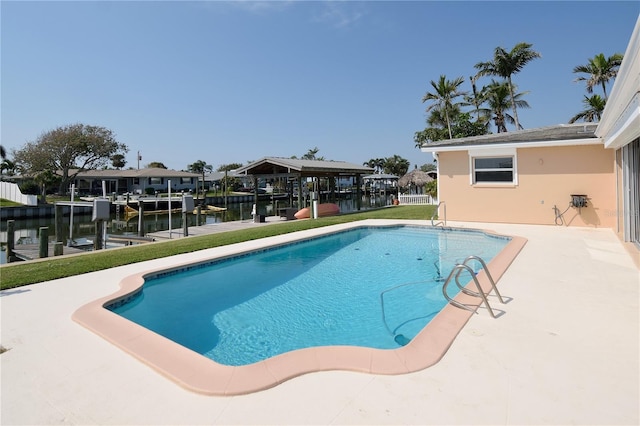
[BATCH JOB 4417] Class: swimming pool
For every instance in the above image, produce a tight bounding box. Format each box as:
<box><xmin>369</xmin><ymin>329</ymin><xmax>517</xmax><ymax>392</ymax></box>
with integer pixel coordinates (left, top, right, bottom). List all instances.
<box><xmin>109</xmin><ymin>226</ymin><xmax>508</xmax><ymax>366</ymax></box>
<box><xmin>73</xmin><ymin>220</ymin><xmax>527</xmax><ymax>395</ymax></box>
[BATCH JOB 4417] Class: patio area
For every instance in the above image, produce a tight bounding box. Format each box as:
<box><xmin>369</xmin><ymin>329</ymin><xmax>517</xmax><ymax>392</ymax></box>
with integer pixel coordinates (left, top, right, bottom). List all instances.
<box><xmin>1</xmin><ymin>220</ymin><xmax>638</xmax><ymax>425</ymax></box>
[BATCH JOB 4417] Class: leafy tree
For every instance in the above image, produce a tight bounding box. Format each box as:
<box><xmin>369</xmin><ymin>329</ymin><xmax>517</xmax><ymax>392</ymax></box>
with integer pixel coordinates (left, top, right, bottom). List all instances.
<box><xmin>573</xmin><ymin>53</ymin><xmax>623</xmax><ymax>100</ymax></box>
<box><xmin>420</xmin><ymin>163</ymin><xmax>437</xmax><ymax>172</ymax></box>
<box><xmin>111</xmin><ymin>154</ymin><xmax>126</xmax><ymax>169</ymax></box>
<box><xmin>414</xmin><ymin>112</ymin><xmax>488</xmax><ymax>148</ymax></box>
<box><xmin>188</xmin><ymin>160</ymin><xmax>213</xmax><ymax>196</ymax></box>
<box><xmin>449</xmin><ymin>112</ymin><xmax>490</xmax><ymax>138</ymax></box>
<box><xmin>474</xmin><ymin>42</ymin><xmax>541</xmax><ymax>130</ymax></box>
<box><xmin>217</xmin><ymin>163</ymin><xmax>243</xmax><ymax>172</ymax></box>
<box><xmin>569</xmin><ymin>94</ymin><xmax>606</xmax><ymax>123</ymax></box>
<box><xmin>13</xmin><ymin>123</ymin><xmax>128</xmax><ymax>194</ymax></box>
<box><xmin>146</xmin><ymin>162</ymin><xmax>167</xmax><ymax>169</ymax></box>
<box><xmin>216</xmin><ymin>164</ymin><xmax>243</xmax><ymax>193</ymax></box>
<box><xmin>422</xmin><ymin>75</ymin><xmax>466</xmax><ymax>139</ymax></box>
<box><xmin>425</xmin><ymin>180</ymin><xmax>438</xmax><ymax>199</ymax></box>
<box><xmin>34</xmin><ymin>170</ymin><xmax>60</xmax><ymax>203</ymax></box>
<box><xmin>485</xmin><ymin>80</ymin><xmax>530</xmax><ymax>133</ymax></box>
<box><xmin>414</xmin><ymin>127</ymin><xmax>449</xmax><ymax>148</ymax></box>
<box><xmin>383</xmin><ymin>155</ymin><xmax>410</xmax><ymax>176</ymax></box>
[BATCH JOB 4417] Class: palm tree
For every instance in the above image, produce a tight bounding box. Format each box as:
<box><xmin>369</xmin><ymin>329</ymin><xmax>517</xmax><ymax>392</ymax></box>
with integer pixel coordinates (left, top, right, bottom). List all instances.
<box><xmin>188</xmin><ymin>160</ymin><xmax>213</xmax><ymax>197</ymax></box>
<box><xmin>0</xmin><ymin>145</ymin><xmax>6</xmax><ymax>159</ymax></box>
<box><xmin>1</xmin><ymin>158</ymin><xmax>16</xmax><ymax>176</ymax></box>
<box><xmin>363</xmin><ymin>158</ymin><xmax>385</xmax><ymax>174</ymax></box>
<box><xmin>569</xmin><ymin>94</ymin><xmax>606</xmax><ymax>123</ymax></box>
<box><xmin>573</xmin><ymin>53</ymin><xmax>623</xmax><ymax>100</ymax></box>
<box><xmin>426</xmin><ymin>103</ymin><xmax>462</xmax><ymax>129</ymax></box>
<box><xmin>485</xmin><ymin>80</ymin><xmax>530</xmax><ymax>133</ymax></box>
<box><xmin>474</xmin><ymin>42</ymin><xmax>541</xmax><ymax>130</ymax></box>
<box><xmin>422</xmin><ymin>75</ymin><xmax>466</xmax><ymax>139</ymax></box>
<box><xmin>466</xmin><ymin>75</ymin><xmax>488</xmax><ymax>122</ymax></box>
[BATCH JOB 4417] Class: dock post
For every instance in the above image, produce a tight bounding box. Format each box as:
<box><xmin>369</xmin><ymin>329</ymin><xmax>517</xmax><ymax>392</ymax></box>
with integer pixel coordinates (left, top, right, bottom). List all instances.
<box><xmin>55</xmin><ymin>203</ymin><xmax>66</xmax><ymax>246</ymax></box>
<box><xmin>182</xmin><ymin>212</ymin><xmax>189</xmax><ymax>237</ymax></box>
<box><xmin>196</xmin><ymin>205</ymin><xmax>202</xmax><ymax>226</ymax></box>
<box><xmin>39</xmin><ymin>227</ymin><xmax>49</xmax><ymax>259</ymax></box>
<box><xmin>138</xmin><ymin>201</ymin><xmax>145</xmax><ymax>237</ymax></box>
<box><xmin>94</xmin><ymin>220</ymin><xmax>104</xmax><ymax>250</ymax></box>
<box><xmin>53</xmin><ymin>242</ymin><xmax>63</xmax><ymax>256</ymax></box>
<box><xmin>7</xmin><ymin>220</ymin><xmax>15</xmax><ymax>263</ymax></box>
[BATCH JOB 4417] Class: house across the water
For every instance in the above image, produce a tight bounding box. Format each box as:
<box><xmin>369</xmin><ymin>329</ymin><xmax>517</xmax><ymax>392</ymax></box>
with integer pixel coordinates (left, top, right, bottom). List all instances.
<box><xmin>72</xmin><ymin>168</ymin><xmax>200</xmax><ymax>195</ymax></box>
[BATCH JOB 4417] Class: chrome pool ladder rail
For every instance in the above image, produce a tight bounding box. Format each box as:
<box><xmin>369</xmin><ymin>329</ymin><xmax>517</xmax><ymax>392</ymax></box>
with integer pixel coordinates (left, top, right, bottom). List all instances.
<box><xmin>441</xmin><ymin>255</ymin><xmax>505</xmax><ymax>318</ymax></box>
<box><xmin>431</xmin><ymin>201</ymin><xmax>446</xmax><ymax>226</ymax></box>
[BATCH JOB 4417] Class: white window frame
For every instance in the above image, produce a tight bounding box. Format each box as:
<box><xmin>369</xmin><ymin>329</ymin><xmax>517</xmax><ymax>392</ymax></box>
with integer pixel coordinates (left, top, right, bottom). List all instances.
<box><xmin>469</xmin><ymin>148</ymin><xmax>518</xmax><ymax>186</ymax></box>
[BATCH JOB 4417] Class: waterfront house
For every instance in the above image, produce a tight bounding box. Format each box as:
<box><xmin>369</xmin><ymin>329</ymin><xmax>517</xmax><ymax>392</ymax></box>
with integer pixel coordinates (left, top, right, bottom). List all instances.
<box><xmin>71</xmin><ymin>168</ymin><xmax>200</xmax><ymax>195</ymax></box>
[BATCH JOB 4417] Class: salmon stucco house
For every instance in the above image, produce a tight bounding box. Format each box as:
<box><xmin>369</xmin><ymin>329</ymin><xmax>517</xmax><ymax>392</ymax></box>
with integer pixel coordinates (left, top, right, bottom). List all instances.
<box><xmin>421</xmin><ymin>16</ymin><xmax>639</xmax><ymax>255</ymax></box>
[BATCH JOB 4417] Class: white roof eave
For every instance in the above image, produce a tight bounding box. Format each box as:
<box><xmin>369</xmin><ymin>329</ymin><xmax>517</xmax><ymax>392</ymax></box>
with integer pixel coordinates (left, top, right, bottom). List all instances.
<box><xmin>420</xmin><ymin>137</ymin><xmax>603</xmax><ymax>153</ymax></box>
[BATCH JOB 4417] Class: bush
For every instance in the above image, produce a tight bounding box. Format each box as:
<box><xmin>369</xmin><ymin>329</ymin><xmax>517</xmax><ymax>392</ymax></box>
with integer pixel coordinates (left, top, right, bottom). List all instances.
<box><xmin>19</xmin><ymin>180</ymin><xmax>39</xmax><ymax>195</ymax></box>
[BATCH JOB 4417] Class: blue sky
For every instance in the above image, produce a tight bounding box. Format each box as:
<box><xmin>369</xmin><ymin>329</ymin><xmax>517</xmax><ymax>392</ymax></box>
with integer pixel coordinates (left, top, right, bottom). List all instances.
<box><xmin>2</xmin><ymin>1</ymin><xmax>638</xmax><ymax>172</ymax></box>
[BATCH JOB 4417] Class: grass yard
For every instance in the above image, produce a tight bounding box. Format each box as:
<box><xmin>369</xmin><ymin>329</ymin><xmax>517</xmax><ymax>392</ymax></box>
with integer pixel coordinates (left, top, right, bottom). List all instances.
<box><xmin>0</xmin><ymin>205</ymin><xmax>436</xmax><ymax>290</ymax></box>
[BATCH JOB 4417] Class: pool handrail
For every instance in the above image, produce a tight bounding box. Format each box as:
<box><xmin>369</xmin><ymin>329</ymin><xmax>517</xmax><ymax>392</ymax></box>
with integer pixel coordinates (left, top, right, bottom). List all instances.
<box><xmin>441</xmin><ymin>255</ymin><xmax>505</xmax><ymax>318</ymax></box>
<box><xmin>431</xmin><ymin>201</ymin><xmax>446</xmax><ymax>226</ymax></box>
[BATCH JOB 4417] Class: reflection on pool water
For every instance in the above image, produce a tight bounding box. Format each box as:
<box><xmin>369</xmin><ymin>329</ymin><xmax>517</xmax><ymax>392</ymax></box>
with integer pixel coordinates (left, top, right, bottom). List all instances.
<box><xmin>109</xmin><ymin>226</ymin><xmax>509</xmax><ymax>366</ymax></box>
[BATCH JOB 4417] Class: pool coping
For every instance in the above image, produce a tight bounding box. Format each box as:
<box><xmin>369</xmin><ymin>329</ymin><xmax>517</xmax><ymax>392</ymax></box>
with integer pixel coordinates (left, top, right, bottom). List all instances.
<box><xmin>72</xmin><ymin>219</ymin><xmax>527</xmax><ymax>396</ymax></box>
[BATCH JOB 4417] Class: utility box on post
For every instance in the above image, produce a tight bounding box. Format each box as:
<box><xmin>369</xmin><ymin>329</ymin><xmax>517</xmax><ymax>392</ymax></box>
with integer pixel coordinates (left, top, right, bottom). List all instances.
<box><xmin>92</xmin><ymin>199</ymin><xmax>111</xmax><ymax>221</ymax></box>
<box><xmin>182</xmin><ymin>194</ymin><xmax>195</xmax><ymax>212</ymax></box>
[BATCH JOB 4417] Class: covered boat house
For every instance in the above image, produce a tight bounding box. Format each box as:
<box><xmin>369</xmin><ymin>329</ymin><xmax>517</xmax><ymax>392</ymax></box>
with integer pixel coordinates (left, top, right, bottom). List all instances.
<box><xmin>235</xmin><ymin>157</ymin><xmax>374</xmax><ymax>213</ymax></box>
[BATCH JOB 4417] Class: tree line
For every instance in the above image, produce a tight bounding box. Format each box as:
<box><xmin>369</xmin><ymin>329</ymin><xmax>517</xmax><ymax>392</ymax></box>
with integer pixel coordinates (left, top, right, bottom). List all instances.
<box><xmin>415</xmin><ymin>43</ymin><xmax>623</xmax><ymax>147</ymax></box>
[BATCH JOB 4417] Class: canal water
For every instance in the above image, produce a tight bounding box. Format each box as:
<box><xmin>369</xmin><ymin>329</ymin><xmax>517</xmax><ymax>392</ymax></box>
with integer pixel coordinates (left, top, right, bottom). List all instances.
<box><xmin>1</xmin><ymin>195</ymin><xmax>393</xmax><ymax>264</ymax></box>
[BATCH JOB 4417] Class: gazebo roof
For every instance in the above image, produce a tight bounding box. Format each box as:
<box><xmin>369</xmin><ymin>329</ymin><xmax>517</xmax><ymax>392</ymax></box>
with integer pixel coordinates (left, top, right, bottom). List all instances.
<box><xmin>236</xmin><ymin>157</ymin><xmax>373</xmax><ymax>177</ymax></box>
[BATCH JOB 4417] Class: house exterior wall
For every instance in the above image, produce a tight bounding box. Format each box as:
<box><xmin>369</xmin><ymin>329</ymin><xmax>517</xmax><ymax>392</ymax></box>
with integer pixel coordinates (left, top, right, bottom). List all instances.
<box><xmin>438</xmin><ymin>144</ymin><xmax>616</xmax><ymax>228</ymax></box>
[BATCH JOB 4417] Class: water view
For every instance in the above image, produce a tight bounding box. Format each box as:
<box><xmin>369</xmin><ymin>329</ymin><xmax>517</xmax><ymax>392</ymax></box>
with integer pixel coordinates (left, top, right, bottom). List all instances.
<box><xmin>0</xmin><ymin>195</ymin><xmax>394</xmax><ymax>264</ymax></box>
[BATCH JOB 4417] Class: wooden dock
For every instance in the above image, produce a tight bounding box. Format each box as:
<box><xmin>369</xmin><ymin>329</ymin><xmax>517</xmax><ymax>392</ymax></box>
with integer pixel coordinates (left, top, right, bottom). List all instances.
<box><xmin>11</xmin><ymin>243</ymin><xmax>88</xmax><ymax>261</ymax></box>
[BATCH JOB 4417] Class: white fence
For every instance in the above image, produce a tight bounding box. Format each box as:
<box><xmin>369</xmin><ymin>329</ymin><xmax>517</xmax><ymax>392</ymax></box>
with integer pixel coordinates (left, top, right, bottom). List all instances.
<box><xmin>398</xmin><ymin>194</ymin><xmax>437</xmax><ymax>205</ymax></box>
<box><xmin>0</xmin><ymin>181</ymin><xmax>38</xmax><ymax>206</ymax></box>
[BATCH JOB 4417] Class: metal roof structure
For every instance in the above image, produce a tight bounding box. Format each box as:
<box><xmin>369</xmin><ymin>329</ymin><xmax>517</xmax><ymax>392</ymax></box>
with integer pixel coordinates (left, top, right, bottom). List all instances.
<box><xmin>236</xmin><ymin>157</ymin><xmax>373</xmax><ymax>177</ymax></box>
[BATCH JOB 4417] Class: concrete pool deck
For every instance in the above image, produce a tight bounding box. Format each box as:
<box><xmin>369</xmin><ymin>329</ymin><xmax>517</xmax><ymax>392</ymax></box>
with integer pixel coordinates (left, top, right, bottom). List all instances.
<box><xmin>1</xmin><ymin>220</ymin><xmax>639</xmax><ymax>425</ymax></box>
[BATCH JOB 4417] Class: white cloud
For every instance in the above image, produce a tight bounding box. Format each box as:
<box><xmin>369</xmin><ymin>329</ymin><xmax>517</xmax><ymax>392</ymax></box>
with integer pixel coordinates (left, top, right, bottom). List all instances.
<box><xmin>313</xmin><ymin>1</ymin><xmax>366</xmax><ymax>29</ymax></box>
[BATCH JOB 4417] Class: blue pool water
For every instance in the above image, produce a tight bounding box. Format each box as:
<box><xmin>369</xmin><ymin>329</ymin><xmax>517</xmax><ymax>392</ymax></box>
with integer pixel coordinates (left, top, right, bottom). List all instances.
<box><xmin>109</xmin><ymin>226</ymin><xmax>509</xmax><ymax>366</ymax></box>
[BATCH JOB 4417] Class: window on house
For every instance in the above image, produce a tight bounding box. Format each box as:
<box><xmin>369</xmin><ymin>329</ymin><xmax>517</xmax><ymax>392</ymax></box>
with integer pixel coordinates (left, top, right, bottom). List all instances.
<box><xmin>473</xmin><ymin>156</ymin><xmax>515</xmax><ymax>183</ymax></box>
<box><xmin>181</xmin><ymin>177</ymin><xmax>192</xmax><ymax>184</ymax></box>
<box><xmin>149</xmin><ymin>177</ymin><xmax>162</xmax><ymax>185</ymax></box>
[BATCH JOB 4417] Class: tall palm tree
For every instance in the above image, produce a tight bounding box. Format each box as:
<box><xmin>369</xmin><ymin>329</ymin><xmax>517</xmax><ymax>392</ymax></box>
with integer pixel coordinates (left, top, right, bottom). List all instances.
<box><xmin>485</xmin><ymin>80</ymin><xmax>530</xmax><ymax>133</ymax></box>
<box><xmin>573</xmin><ymin>53</ymin><xmax>623</xmax><ymax>100</ymax></box>
<box><xmin>422</xmin><ymin>75</ymin><xmax>466</xmax><ymax>139</ymax></box>
<box><xmin>474</xmin><ymin>42</ymin><xmax>541</xmax><ymax>130</ymax></box>
<box><xmin>464</xmin><ymin>76</ymin><xmax>492</xmax><ymax>128</ymax></box>
<box><xmin>569</xmin><ymin>94</ymin><xmax>606</xmax><ymax>123</ymax></box>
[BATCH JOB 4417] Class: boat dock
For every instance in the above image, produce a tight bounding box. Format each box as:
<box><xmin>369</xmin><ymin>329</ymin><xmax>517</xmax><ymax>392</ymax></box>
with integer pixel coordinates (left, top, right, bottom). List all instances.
<box><xmin>147</xmin><ymin>215</ymin><xmax>288</xmax><ymax>240</ymax></box>
<box><xmin>11</xmin><ymin>243</ymin><xmax>87</xmax><ymax>261</ymax></box>
<box><xmin>3</xmin><ymin>215</ymin><xmax>293</xmax><ymax>263</ymax></box>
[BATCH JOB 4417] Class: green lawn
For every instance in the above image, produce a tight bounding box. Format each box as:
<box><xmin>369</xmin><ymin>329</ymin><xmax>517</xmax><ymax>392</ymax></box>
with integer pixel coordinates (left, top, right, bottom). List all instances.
<box><xmin>0</xmin><ymin>205</ymin><xmax>436</xmax><ymax>290</ymax></box>
<box><xmin>0</xmin><ymin>199</ymin><xmax>23</xmax><ymax>207</ymax></box>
